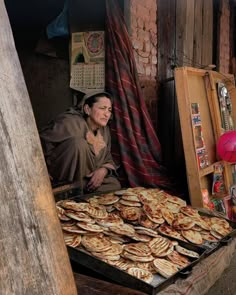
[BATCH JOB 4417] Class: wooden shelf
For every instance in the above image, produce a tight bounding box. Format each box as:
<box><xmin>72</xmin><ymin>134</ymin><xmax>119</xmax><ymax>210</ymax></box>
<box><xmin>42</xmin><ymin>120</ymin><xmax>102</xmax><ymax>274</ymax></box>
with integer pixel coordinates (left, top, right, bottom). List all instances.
<box><xmin>174</xmin><ymin>67</ymin><xmax>236</xmax><ymax>207</ymax></box>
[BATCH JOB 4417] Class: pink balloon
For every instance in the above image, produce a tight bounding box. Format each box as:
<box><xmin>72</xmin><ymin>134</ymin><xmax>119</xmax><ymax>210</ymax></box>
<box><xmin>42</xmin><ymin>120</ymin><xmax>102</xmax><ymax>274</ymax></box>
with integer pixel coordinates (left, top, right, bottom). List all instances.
<box><xmin>217</xmin><ymin>131</ymin><xmax>236</xmax><ymax>163</ymax></box>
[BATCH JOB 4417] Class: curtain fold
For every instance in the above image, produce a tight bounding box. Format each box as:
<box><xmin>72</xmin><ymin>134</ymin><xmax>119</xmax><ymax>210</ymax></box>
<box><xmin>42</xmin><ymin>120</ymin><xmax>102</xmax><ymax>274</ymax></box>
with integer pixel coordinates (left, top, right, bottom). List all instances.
<box><xmin>105</xmin><ymin>0</ymin><xmax>172</xmax><ymax>189</ymax></box>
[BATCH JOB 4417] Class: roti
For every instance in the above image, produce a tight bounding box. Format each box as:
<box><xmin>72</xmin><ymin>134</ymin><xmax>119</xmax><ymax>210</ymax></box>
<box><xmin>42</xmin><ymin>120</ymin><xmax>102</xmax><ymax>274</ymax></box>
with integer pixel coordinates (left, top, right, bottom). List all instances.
<box><xmin>153</xmin><ymin>258</ymin><xmax>178</xmax><ymax>278</ymax></box>
<box><xmin>96</xmin><ymin>213</ymin><xmax>124</xmax><ymax>227</ymax></box>
<box><xmin>81</xmin><ymin>234</ymin><xmax>112</xmax><ymax>252</ymax></box>
<box><xmin>127</xmin><ymin>267</ymin><xmax>153</xmax><ymax>283</ymax></box>
<box><xmin>109</xmin><ymin>223</ymin><xmax>136</xmax><ymax>237</ymax></box>
<box><xmin>61</xmin><ymin>200</ymin><xmax>90</xmax><ymax>212</ymax></box>
<box><xmin>87</xmin><ymin>203</ymin><xmax>108</xmax><ymax>219</ymax></box>
<box><xmin>149</xmin><ymin>236</ymin><xmax>173</xmax><ymax>257</ymax></box>
<box><xmin>180</xmin><ymin>206</ymin><xmax>200</xmax><ymax>218</ymax></box>
<box><xmin>119</xmin><ymin>199</ymin><xmax>142</xmax><ymax>207</ymax></box>
<box><xmin>134</xmin><ymin>226</ymin><xmax>159</xmax><ymax>237</ymax></box>
<box><xmin>108</xmin><ymin>258</ymin><xmax>136</xmax><ymax>270</ymax></box>
<box><xmin>181</xmin><ymin>229</ymin><xmax>203</xmax><ymax>245</ymax></box>
<box><xmin>56</xmin><ymin>206</ymin><xmax>71</xmax><ymax>221</ymax></box>
<box><xmin>158</xmin><ymin>224</ymin><xmax>186</xmax><ymax>241</ymax></box>
<box><xmin>165</xmin><ymin>202</ymin><xmax>181</xmax><ymax>214</ymax></box>
<box><xmin>167</xmin><ymin>250</ymin><xmax>189</xmax><ymax>269</ymax></box>
<box><xmin>120</xmin><ymin>206</ymin><xmax>142</xmax><ymax>221</ymax></box>
<box><xmin>175</xmin><ymin>245</ymin><xmax>199</xmax><ymax>258</ymax></box>
<box><xmin>161</xmin><ymin>208</ymin><xmax>175</xmax><ymax>225</ymax></box>
<box><xmin>122</xmin><ymin>250</ymin><xmax>154</xmax><ymax>262</ymax></box>
<box><xmin>65</xmin><ymin>210</ymin><xmax>95</xmax><ymax>223</ymax></box>
<box><xmin>211</xmin><ymin>223</ymin><xmax>231</xmax><ymax>237</ymax></box>
<box><xmin>97</xmin><ymin>194</ymin><xmax>120</xmax><ymax>205</ymax></box>
<box><xmin>76</xmin><ymin>222</ymin><xmax>104</xmax><ymax>232</ymax></box>
<box><xmin>124</xmin><ymin>242</ymin><xmax>152</xmax><ymax>257</ymax></box>
<box><xmin>166</xmin><ymin>195</ymin><xmax>187</xmax><ymax>207</ymax></box>
<box><xmin>172</xmin><ymin>214</ymin><xmax>195</xmax><ymax>230</ymax></box>
<box><xmin>139</xmin><ymin>212</ymin><xmax>158</xmax><ymax>229</ymax></box>
<box><xmin>63</xmin><ymin>233</ymin><xmax>82</xmax><ymax>248</ymax></box>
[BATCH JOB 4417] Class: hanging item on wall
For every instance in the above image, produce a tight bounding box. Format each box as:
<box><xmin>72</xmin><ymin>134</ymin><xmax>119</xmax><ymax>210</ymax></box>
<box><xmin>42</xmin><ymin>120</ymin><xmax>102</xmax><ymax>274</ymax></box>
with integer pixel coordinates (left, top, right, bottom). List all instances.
<box><xmin>70</xmin><ymin>31</ymin><xmax>105</xmax><ymax>93</ymax></box>
<box><xmin>212</xmin><ymin>163</ymin><xmax>226</xmax><ymax>195</ymax></box>
<box><xmin>217</xmin><ymin>82</ymin><xmax>234</xmax><ymax>131</ymax></box>
<box><xmin>191</xmin><ymin>103</ymin><xmax>209</xmax><ymax>169</ymax></box>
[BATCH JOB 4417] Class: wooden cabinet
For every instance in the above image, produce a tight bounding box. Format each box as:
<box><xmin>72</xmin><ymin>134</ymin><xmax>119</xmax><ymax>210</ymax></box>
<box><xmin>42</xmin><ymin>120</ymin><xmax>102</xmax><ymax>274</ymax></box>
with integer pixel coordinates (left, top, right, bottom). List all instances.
<box><xmin>174</xmin><ymin>67</ymin><xmax>236</xmax><ymax>207</ymax></box>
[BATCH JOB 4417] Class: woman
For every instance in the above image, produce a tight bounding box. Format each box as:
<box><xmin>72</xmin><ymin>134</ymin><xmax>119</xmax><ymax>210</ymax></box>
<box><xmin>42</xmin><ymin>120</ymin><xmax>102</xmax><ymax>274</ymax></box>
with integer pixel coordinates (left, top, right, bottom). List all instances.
<box><xmin>40</xmin><ymin>91</ymin><xmax>121</xmax><ymax>193</ymax></box>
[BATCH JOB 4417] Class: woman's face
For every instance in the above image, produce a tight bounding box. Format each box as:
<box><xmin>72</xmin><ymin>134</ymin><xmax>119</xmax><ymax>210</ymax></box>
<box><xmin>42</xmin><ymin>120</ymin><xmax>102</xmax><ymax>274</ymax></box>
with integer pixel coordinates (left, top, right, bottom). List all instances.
<box><xmin>85</xmin><ymin>96</ymin><xmax>112</xmax><ymax>130</ymax></box>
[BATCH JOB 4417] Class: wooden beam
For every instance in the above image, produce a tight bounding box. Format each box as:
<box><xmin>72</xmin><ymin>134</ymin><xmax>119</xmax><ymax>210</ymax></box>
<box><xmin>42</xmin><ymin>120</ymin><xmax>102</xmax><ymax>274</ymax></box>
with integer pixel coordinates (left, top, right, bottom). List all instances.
<box><xmin>0</xmin><ymin>1</ymin><xmax>77</xmax><ymax>294</ymax></box>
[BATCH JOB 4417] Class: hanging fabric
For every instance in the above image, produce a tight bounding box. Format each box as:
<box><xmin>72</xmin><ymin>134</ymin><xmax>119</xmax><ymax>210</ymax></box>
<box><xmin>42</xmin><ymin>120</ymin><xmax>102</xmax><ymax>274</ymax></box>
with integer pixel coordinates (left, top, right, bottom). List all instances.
<box><xmin>105</xmin><ymin>0</ymin><xmax>172</xmax><ymax>189</ymax></box>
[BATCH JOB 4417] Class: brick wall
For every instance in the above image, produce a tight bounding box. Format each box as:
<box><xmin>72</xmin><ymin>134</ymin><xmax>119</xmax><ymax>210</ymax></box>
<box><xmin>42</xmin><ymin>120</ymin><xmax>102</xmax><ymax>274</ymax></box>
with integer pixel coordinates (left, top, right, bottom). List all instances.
<box><xmin>129</xmin><ymin>0</ymin><xmax>158</xmax><ymax>128</ymax></box>
<box><xmin>218</xmin><ymin>0</ymin><xmax>230</xmax><ymax>73</ymax></box>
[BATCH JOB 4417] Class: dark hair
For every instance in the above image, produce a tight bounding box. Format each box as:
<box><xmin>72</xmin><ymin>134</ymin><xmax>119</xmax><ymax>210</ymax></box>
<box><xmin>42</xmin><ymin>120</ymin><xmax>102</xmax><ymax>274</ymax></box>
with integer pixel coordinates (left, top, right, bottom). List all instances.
<box><xmin>83</xmin><ymin>93</ymin><xmax>113</xmax><ymax>120</ymax></box>
<box><xmin>84</xmin><ymin>93</ymin><xmax>113</xmax><ymax>108</ymax></box>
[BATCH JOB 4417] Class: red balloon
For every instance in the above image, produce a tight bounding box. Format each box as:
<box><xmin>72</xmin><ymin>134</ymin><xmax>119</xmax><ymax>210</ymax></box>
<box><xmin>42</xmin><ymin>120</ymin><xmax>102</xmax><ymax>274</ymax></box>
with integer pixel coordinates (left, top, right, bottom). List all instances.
<box><xmin>217</xmin><ymin>131</ymin><xmax>236</xmax><ymax>163</ymax></box>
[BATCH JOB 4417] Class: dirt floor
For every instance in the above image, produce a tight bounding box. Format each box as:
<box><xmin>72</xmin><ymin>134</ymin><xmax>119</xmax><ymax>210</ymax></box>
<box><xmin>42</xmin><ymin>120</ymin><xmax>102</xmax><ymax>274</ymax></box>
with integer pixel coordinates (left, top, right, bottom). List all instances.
<box><xmin>206</xmin><ymin>250</ymin><xmax>236</xmax><ymax>295</ymax></box>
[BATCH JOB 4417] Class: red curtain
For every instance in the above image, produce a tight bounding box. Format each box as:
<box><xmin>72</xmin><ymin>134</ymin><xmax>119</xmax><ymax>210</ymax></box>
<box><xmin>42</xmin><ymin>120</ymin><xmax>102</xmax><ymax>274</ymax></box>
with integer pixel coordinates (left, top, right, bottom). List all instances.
<box><xmin>105</xmin><ymin>0</ymin><xmax>172</xmax><ymax>189</ymax></box>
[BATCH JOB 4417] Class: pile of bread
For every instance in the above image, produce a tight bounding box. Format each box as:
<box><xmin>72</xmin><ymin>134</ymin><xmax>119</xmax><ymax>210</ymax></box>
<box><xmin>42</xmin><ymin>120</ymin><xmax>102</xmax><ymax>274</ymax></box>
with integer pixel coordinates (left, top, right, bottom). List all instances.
<box><xmin>56</xmin><ymin>187</ymin><xmax>231</xmax><ymax>283</ymax></box>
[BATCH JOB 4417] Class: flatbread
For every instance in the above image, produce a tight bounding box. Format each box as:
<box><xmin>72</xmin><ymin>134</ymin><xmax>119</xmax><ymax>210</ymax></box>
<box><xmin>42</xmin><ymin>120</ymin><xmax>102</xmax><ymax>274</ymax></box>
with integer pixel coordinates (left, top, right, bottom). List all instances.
<box><xmin>56</xmin><ymin>206</ymin><xmax>71</xmax><ymax>221</ymax></box>
<box><xmin>120</xmin><ymin>206</ymin><xmax>142</xmax><ymax>221</ymax></box>
<box><xmin>180</xmin><ymin>206</ymin><xmax>200</xmax><ymax>218</ymax></box>
<box><xmin>119</xmin><ymin>199</ymin><xmax>142</xmax><ymax>207</ymax></box>
<box><xmin>109</xmin><ymin>223</ymin><xmax>136</xmax><ymax>237</ymax></box>
<box><xmin>63</xmin><ymin>233</ymin><xmax>82</xmax><ymax>248</ymax></box>
<box><xmin>165</xmin><ymin>195</ymin><xmax>187</xmax><ymax>207</ymax></box>
<box><xmin>127</xmin><ymin>267</ymin><xmax>153</xmax><ymax>283</ymax></box>
<box><xmin>122</xmin><ymin>250</ymin><xmax>154</xmax><ymax>262</ymax></box>
<box><xmin>76</xmin><ymin>222</ymin><xmax>104</xmax><ymax>232</ymax></box>
<box><xmin>153</xmin><ymin>258</ymin><xmax>178</xmax><ymax>278</ymax></box>
<box><xmin>87</xmin><ymin>203</ymin><xmax>108</xmax><ymax>219</ymax></box>
<box><xmin>175</xmin><ymin>245</ymin><xmax>199</xmax><ymax>258</ymax></box>
<box><xmin>65</xmin><ymin>210</ymin><xmax>95</xmax><ymax>223</ymax></box>
<box><xmin>149</xmin><ymin>236</ymin><xmax>173</xmax><ymax>257</ymax></box>
<box><xmin>95</xmin><ymin>213</ymin><xmax>124</xmax><ymax>227</ymax></box>
<box><xmin>167</xmin><ymin>250</ymin><xmax>189</xmax><ymax>269</ymax></box>
<box><xmin>211</xmin><ymin>223</ymin><xmax>231</xmax><ymax>237</ymax></box>
<box><xmin>61</xmin><ymin>200</ymin><xmax>90</xmax><ymax>212</ymax></box>
<box><xmin>81</xmin><ymin>234</ymin><xmax>112</xmax><ymax>252</ymax></box>
<box><xmin>161</xmin><ymin>208</ymin><xmax>175</xmax><ymax>225</ymax></box>
<box><xmin>181</xmin><ymin>229</ymin><xmax>203</xmax><ymax>245</ymax></box>
<box><xmin>158</xmin><ymin>224</ymin><xmax>186</xmax><ymax>241</ymax></box>
<box><xmin>172</xmin><ymin>214</ymin><xmax>195</xmax><ymax>230</ymax></box>
<box><xmin>97</xmin><ymin>194</ymin><xmax>120</xmax><ymax>205</ymax></box>
<box><xmin>124</xmin><ymin>242</ymin><xmax>152</xmax><ymax>257</ymax></box>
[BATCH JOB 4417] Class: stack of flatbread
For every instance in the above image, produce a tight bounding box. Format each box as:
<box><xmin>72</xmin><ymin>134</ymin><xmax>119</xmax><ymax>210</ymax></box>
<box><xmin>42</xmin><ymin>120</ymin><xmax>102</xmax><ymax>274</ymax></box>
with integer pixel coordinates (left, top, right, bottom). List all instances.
<box><xmin>56</xmin><ymin>186</ymin><xmax>232</xmax><ymax>283</ymax></box>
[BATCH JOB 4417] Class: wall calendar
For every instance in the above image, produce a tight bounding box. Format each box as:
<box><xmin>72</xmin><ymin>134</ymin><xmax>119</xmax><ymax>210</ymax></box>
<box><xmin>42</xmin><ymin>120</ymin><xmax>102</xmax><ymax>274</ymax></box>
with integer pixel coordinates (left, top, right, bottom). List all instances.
<box><xmin>70</xmin><ymin>31</ymin><xmax>105</xmax><ymax>93</ymax></box>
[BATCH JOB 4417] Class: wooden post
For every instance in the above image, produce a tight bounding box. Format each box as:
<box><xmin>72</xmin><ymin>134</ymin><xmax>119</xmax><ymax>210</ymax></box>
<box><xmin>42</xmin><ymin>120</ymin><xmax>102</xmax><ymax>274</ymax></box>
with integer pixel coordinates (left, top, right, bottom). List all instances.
<box><xmin>0</xmin><ymin>1</ymin><xmax>77</xmax><ymax>294</ymax></box>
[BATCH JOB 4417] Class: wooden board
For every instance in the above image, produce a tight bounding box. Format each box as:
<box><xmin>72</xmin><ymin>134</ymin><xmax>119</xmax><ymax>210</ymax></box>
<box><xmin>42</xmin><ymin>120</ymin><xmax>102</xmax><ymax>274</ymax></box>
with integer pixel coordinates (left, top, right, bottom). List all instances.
<box><xmin>174</xmin><ymin>67</ymin><xmax>236</xmax><ymax>207</ymax></box>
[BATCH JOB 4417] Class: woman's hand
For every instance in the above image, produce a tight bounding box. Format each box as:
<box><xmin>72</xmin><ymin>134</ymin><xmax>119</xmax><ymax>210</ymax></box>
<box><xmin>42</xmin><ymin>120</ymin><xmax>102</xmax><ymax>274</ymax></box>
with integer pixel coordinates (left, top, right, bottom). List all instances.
<box><xmin>86</xmin><ymin>167</ymin><xmax>108</xmax><ymax>192</ymax></box>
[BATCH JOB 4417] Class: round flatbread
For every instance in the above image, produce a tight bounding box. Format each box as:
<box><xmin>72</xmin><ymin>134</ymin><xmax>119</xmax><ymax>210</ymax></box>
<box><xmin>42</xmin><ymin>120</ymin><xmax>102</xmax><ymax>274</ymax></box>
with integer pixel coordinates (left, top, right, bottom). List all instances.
<box><xmin>120</xmin><ymin>206</ymin><xmax>142</xmax><ymax>221</ymax></box>
<box><xmin>81</xmin><ymin>234</ymin><xmax>112</xmax><ymax>252</ymax></box>
<box><xmin>96</xmin><ymin>213</ymin><xmax>124</xmax><ymax>227</ymax></box>
<box><xmin>181</xmin><ymin>229</ymin><xmax>203</xmax><ymax>245</ymax></box>
<box><xmin>153</xmin><ymin>258</ymin><xmax>178</xmax><ymax>278</ymax></box>
<box><xmin>127</xmin><ymin>267</ymin><xmax>153</xmax><ymax>283</ymax></box>
<box><xmin>124</xmin><ymin>242</ymin><xmax>152</xmax><ymax>257</ymax></box>
<box><xmin>180</xmin><ymin>206</ymin><xmax>200</xmax><ymax>218</ymax></box>
<box><xmin>97</xmin><ymin>194</ymin><xmax>120</xmax><ymax>205</ymax></box>
<box><xmin>175</xmin><ymin>245</ymin><xmax>199</xmax><ymax>258</ymax></box>
<box><xmin>77</xmin><ymin>222</ymin><xmax>104</xmax><ymax>232</ymax></box>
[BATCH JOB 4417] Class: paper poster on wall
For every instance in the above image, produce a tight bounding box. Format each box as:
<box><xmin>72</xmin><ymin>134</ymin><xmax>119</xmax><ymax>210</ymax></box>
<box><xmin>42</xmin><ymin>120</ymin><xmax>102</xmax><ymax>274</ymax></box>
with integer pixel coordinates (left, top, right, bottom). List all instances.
<box><xmin>70</xmin><ymin>31</ymin><xmax>105</xmax><ymax>93</ymax></box>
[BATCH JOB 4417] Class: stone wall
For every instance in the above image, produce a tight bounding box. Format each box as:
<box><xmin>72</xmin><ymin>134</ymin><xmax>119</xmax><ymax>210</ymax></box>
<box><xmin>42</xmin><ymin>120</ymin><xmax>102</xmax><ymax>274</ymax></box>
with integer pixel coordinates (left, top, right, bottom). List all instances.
<box><xmin>128</xmin><ymin>0</ymin><xmax>158</xmax><ymax>128</ymax></box>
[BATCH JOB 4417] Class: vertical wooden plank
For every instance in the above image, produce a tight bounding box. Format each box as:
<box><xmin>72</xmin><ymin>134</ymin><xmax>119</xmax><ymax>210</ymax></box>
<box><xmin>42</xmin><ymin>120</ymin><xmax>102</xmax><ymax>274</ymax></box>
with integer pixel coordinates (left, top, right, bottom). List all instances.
<box><xmin>157</xmin><ymin>0</ymin><xmax>176</xmax><ymax>80</ymax></box>
<box><xmin>0</xmin><ymin>1</ymin><xmax>77</xmax><ymax>294</ymax></box>
<box><xmin>176</xmin><ymin>0</ymin><xmax>195</xmax><ymax>67</ymax></box>
<box><xmin>193</xmin><ymin>0</ymin><xmax>203</xmax><ymax>67</ymax></box>
<box><xmin>202</xmin><ymin>0</ymin><xmax>213</xmax><ymax>66</ymax></box>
